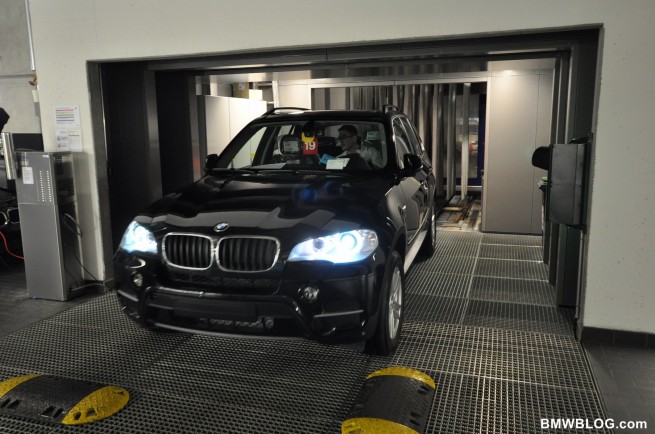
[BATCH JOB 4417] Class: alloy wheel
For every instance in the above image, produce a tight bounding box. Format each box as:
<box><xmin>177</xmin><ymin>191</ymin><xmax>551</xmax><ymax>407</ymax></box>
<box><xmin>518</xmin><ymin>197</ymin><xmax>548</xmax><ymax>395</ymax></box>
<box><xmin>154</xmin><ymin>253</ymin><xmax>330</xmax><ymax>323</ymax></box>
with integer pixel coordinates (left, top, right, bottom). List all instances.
<box><xmin>388</xmin><ymin>266</ymin><xmax>403</xmax><ymax>340</ymax></box>
<box><xmin>431</xmin><ymin>210</ymin><xmax>437</xmax><ymax>247</ymax></box>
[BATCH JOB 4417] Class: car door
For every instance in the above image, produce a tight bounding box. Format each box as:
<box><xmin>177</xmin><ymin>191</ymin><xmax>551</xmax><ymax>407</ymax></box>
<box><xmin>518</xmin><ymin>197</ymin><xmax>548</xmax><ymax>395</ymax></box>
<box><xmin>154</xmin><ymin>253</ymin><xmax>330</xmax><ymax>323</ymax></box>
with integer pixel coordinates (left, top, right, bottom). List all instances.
<box><xmin>392</xmin><ymin>116</ymin><xmax>423</xmax><ymax>243</ymax></box>
<box><xmin>401</xmin><ymin>117</ymin><xmax>432</xmax><ymax>226</ymax></box>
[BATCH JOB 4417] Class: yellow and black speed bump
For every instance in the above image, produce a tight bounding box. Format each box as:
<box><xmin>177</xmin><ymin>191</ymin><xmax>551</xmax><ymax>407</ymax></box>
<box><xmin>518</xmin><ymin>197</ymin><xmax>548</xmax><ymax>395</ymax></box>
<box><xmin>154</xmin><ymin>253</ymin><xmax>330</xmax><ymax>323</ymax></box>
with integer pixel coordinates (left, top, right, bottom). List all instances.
<box><xmin>0</xmin><ymin>374</ymin><xmax>129</xmax><ymax>425</ymax></box>
<box><xmin>342</xmin><ymin>367</ymin><xmax>436</xmax><ymax>434</ymax></box>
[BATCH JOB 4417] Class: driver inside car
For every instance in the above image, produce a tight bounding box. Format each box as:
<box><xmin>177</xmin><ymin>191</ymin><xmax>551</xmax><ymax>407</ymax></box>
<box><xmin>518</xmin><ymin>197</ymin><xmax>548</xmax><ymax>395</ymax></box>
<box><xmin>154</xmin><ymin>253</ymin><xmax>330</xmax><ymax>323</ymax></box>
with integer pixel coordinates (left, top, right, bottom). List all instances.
<box><xmin>336</xmin><ymin>124</ymin><xmax>384</xmax><ymax>169</ymax></box>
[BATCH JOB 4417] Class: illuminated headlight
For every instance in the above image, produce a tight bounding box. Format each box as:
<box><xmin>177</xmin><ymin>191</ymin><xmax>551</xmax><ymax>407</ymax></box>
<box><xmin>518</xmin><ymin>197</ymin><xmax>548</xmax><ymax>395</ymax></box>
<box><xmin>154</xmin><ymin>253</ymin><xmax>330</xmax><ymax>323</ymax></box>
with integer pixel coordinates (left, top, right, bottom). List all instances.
<box><xmin>288</xmin><ymin>230</ymin><xmax>378</xmax><ymax>264</ymax></box>
<box><xmin>119</xmin><ymin>221</ymin><xmax>157</xmax><ymax>254</ymax></box>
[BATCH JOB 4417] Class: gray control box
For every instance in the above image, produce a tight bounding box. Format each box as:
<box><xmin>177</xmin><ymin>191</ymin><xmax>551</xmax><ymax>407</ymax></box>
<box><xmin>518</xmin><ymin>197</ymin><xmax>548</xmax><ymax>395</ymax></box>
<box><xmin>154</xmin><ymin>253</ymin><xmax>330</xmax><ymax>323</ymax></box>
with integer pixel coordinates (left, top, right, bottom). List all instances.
<box><xmin>15</xmin><ymin>152</ymin><xmax>82</xmax><ymax>301</ymax></box>
<box><xmin>548</xmin><ymin>143</ymin><xmax>586</xmax><ymax>227</ymax></box>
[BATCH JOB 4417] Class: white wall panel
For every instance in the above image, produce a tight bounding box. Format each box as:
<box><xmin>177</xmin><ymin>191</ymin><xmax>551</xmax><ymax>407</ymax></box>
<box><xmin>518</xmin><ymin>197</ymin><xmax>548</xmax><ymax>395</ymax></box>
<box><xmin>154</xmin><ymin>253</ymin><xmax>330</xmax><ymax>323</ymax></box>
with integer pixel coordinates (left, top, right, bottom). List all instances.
<box><xmin>203</xmin><ymin>95</ymin><xmax>267</xmax><ymax>157</ymax></box>
<box><xmin>0</xmin><ymin>77</ymin><xmax>41</xmax><ymax>133</ymax></box>
<box><xmin>532</xmin><ymin>74</ymin><xmax>553</xmax><ymax>233</ymax></box>
<box><xmin>483</xmin><ymin>73</ymin><xmax>541</xmax><ymax>234</ymax></box>
<box><xmin>278</xmin><ymin>83</ymin><xmax>310</xmax><ymax>108</ymax></box>
<box><xmin>227</xmin><ymin>98</ymin><xmax>253</xmax><ymax>143</ymax></box>
<box><xmin>203</xmin><ymin>96</ymin><xmax>230</xmax><ymax>156</ymax></box>
<box><xmin>0</xmin><ymin>1</ymin><xmax>40</xmax><ymax>133</ymax></box>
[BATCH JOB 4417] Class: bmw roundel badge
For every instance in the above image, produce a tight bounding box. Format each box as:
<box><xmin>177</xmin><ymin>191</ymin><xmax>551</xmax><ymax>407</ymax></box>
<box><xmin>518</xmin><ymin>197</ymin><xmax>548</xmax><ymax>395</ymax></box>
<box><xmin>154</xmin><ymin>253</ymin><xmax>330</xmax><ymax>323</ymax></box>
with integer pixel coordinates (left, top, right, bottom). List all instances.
<box><xmin>214</xmin><ymin>222</ymin><xmax>229</xmax><ymax>232</ymax></box>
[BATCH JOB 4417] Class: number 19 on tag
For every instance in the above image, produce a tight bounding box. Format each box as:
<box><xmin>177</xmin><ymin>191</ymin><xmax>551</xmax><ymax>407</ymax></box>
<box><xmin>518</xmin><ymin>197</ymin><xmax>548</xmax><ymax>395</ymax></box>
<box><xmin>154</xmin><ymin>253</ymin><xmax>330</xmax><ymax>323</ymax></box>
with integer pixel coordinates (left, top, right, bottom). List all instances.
<box><xmin>303</xmin><ymin>140</ymin><xmax>318</xmax><ymax>154</ymax></box>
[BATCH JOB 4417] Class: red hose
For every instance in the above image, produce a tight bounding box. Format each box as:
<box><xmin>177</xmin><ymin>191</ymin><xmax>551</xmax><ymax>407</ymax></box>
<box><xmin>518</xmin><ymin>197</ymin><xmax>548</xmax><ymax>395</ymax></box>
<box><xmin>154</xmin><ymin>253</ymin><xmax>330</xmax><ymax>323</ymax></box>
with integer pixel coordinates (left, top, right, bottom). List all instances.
<box><xmin>0</xmin><ymin>230</ymin><xmax>24</xmax><ymax>260</ymax></box>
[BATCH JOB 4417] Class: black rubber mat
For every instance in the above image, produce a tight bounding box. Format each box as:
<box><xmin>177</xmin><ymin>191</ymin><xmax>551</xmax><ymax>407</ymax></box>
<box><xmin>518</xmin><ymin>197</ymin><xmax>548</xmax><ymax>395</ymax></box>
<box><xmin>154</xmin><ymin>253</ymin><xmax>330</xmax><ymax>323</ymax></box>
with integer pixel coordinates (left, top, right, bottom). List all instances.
<box><xmin>0</xmin><ymin>229</ymin><xmax>610</xmax><ymax>433</ymax></box>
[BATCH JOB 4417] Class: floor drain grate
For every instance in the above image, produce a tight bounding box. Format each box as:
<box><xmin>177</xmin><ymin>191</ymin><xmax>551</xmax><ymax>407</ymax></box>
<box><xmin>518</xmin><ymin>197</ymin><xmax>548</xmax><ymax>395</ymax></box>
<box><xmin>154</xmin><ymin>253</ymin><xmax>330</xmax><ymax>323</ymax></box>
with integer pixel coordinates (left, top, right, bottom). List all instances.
<box><xmin>0</xmin><ymin>229</ymin><xmax>608</xmax><ymax>433</ymax></box>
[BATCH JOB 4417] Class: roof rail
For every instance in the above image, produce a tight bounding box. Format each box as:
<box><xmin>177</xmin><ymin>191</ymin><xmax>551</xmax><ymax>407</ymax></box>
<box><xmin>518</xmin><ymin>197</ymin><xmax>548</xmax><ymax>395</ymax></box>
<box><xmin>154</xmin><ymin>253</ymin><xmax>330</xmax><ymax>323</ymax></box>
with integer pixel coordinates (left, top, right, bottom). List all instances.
<box><xmin>262</xmin><ymin>107</ymin><xmax>311</xmax><ymax>117</ymax></box>
<box><xmin>382</xmin><ymin>105</ymin><xmax>400</xmax><ymax>113</ymax></box>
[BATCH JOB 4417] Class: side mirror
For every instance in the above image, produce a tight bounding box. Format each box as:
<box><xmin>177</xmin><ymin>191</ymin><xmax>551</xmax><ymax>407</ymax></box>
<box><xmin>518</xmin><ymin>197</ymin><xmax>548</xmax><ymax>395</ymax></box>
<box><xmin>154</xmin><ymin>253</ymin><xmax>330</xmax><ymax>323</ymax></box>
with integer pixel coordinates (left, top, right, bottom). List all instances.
<box><xmin>205</xmin><ymin>153</ymin><xmax>219</xmax><ymax>173</ymax></box>
<box><xmin>400</xmin><ymin>153</ymin><xmax>423</xmax><ymax>176</ymax></box>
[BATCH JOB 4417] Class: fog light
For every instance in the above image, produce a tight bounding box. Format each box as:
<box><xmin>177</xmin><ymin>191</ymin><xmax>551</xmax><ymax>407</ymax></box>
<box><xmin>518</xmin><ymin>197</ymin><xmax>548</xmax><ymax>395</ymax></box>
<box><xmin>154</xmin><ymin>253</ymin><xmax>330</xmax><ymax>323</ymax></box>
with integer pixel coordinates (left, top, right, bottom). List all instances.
<box><xmin>299</xmin><ymin>285</ymin><xmax>319</xmax><ymax>302</ymax></box>
<box><xmin>132</xmin><ymin>272</ymin><xmax>144</xmax><ymax>288</ymax></box>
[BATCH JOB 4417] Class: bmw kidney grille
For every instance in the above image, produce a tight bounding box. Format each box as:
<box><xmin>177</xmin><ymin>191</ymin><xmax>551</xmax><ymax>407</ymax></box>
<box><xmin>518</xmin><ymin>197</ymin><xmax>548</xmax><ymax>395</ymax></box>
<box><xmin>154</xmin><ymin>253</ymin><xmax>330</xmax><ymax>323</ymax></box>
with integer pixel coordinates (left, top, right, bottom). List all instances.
<box><xmin>163</xmin><ymin>234</ymin><xmax>213</xmax><ymax>270</ymax></box>
<box><xmin>217</xmin><ymin>236</ymin><xmax>279</xmax><ymax>272</ymax></box>
<box><xmin>164</xmin><ymin>233</ymin><xmax>279</xmax><ymax>272</ymax></box>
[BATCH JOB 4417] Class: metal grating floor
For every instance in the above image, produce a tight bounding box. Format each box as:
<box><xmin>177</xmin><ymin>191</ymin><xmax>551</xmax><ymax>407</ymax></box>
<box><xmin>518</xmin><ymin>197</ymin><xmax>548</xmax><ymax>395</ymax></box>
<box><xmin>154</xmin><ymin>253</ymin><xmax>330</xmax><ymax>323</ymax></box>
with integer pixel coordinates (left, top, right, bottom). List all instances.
<box><xmin>0</xmin><ymin>229</ymin><xmax>610</xmax><ymax>433</ymax></box>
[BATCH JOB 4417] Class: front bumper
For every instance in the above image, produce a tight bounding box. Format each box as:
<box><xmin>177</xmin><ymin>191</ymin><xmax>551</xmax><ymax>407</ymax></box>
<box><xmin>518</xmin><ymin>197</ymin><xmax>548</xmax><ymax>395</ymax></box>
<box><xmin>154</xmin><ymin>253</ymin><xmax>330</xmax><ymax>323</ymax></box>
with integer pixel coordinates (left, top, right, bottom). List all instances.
<box><xmin>114</xmin><ymin>251</ymin><xmax>385</xmax><ymax>344</ymax></box>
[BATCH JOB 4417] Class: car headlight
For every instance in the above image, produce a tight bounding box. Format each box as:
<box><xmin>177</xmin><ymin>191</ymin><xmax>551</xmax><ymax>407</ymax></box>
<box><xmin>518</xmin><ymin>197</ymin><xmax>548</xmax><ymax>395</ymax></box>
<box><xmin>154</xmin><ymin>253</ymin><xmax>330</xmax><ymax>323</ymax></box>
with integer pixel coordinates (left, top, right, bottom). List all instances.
<box><xmin>119</xmin><ymin>221</ymin><xmax>157</xmax><ymax>254</ymax></box>
<box><xmin>288</xmin><ymin>230</ymin><xmax>378</xmax><ymax>263</ymax></box>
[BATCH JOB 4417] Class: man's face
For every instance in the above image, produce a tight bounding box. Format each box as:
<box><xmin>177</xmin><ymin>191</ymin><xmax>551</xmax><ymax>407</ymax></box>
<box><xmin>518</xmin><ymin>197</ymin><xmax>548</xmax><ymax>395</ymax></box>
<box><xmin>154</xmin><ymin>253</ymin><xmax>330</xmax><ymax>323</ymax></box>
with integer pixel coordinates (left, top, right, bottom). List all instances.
<box><xmin>337</xmin><ymin>130</ymin><xmax>357</xmax><ymax>153</ymax></box>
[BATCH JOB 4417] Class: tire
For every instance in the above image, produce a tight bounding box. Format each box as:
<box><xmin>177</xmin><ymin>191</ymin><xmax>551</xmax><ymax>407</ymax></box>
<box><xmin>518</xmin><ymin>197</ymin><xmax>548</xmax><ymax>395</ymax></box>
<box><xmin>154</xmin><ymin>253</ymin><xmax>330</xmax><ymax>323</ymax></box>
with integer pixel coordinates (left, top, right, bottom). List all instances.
<box><xmin>368</xmin><ymin>251</ymin><xmax>404</xmax><ymax>355</ymax></box>
<box><xmin>147</xmin><ymin>324</ymin><xmax>178</xmax><ymax>334</ymax></box>
<box><xmin>419</xmin><ymin>203</ymin><xmax>437</xmax><ymax>257</ymax></box>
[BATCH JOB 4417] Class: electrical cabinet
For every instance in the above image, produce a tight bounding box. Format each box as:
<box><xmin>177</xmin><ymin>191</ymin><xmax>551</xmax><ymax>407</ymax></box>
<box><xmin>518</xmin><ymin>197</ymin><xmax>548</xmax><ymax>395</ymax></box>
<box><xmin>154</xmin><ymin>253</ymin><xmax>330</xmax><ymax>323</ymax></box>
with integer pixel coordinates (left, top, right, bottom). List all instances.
<box><xmin>547</xmin><ymin>141</ymin><xmax>588</xmax><ymax>307</ymax></box>
<box><xmin>548</xmin><ymin>142</ymin><xmax>586</xmax><ymax>226</ymax></box>
<box><xmin>15</xmin><ymin>152</ymin><xmax>82</xmax><ymax>301</ymax></box>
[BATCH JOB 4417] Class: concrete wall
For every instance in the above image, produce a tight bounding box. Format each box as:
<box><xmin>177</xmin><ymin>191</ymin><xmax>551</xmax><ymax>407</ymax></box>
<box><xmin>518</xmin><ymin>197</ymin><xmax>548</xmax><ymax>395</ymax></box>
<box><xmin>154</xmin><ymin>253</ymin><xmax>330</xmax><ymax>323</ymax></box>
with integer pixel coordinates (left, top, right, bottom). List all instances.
<box><xmin>0</xmin><ymin>0</ymin><xmax>40</xmax><ymax>132</ymax></box>
<box><xmin>20</xmin><ymin>0</ymin><xmax>655</xmax><ymax>334</ymax></box>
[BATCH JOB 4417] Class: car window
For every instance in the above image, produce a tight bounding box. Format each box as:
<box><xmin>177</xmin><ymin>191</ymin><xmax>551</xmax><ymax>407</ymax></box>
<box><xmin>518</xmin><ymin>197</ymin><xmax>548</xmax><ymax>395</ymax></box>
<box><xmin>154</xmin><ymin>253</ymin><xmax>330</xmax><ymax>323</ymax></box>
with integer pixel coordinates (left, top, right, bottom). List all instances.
<box><xmin>232</xmin><ymin>128</ymin><xmax>265</xmax><ymax>168</ymax></box>
<box><xmin>218</xmin><ymin>120</ymin><xmax>389</xmax><ymax>172</ymax></box>
<box><xmin>401</xmin><ymin>117</ymin><xmax>424</xmax><ymax>156</ymax></box>
<box><xmin>392</xmin><ymin>117</ymin><xmax>413</xmax><ymax>168</ymax></box>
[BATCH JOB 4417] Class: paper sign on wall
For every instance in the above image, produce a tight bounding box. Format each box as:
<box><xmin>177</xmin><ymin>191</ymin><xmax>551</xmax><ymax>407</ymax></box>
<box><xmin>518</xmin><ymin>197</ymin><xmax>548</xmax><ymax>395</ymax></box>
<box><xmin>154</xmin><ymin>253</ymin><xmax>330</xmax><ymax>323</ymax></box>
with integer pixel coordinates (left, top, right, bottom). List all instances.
<box><xmin>54</xmin><ymin>105</ymin><xmax>83</xmax><ymax>152</ymax></box>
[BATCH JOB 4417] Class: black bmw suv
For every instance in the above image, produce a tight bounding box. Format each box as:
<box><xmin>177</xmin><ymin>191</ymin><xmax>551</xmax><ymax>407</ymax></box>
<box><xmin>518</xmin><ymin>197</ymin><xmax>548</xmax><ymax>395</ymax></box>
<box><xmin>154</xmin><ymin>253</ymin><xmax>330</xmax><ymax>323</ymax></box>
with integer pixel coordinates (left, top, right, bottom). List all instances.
<box><xmin>114</xmin><ymin>107</ymin><xmax>436</xmax><ymax>355</ymax></box>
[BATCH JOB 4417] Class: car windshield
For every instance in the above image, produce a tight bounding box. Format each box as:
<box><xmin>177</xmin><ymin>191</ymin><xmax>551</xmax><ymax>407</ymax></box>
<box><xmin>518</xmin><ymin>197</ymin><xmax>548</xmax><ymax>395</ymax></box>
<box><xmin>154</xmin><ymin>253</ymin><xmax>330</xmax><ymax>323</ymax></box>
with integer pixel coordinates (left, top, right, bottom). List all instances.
<box><xmin>216</xmin><ymin>119</ymin><xmax>389</xmax><ymax>172</ymax></box>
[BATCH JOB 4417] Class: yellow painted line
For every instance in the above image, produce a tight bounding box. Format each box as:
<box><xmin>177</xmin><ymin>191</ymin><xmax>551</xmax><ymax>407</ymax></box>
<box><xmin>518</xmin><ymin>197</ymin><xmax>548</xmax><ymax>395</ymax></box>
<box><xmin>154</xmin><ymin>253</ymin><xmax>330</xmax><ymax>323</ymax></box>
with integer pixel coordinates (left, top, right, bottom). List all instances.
<box><xmin>62</xmin><ymin>386</ymin><xmax>130</xmax><ymax>425</ymax></box>
<box><xmin>342</xmin><ymin>417</ymin><xmax>419</xmax><ymax>434</ymax></box>
<box><xmin>366</xmin><ymin>367</ymin><xmax>436</xmax><ymax>390</ymax></box>
<box><xmin>0</xmin><ymin>374</ymin><xmax>41</xmax><ymax>398</ymax></box>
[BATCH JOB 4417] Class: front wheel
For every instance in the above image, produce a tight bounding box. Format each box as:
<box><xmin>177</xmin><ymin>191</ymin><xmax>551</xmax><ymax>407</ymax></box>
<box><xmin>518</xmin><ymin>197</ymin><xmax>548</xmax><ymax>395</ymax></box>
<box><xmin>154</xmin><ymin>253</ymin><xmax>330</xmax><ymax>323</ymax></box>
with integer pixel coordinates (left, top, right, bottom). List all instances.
<box><xmin>368</xmin><ymin>251</ymin><xmax>404</xmax><ymax>355</ymax></box>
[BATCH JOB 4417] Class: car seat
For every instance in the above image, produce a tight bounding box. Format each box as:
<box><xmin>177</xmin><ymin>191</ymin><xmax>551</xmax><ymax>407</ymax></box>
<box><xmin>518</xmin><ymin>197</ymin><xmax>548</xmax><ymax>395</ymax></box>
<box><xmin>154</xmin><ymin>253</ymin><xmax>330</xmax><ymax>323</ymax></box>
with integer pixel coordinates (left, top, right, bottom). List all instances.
<box><xmin>318</xmin><ymin>136</ymin><xmax>341</xmax><ymax>157</ymax></box>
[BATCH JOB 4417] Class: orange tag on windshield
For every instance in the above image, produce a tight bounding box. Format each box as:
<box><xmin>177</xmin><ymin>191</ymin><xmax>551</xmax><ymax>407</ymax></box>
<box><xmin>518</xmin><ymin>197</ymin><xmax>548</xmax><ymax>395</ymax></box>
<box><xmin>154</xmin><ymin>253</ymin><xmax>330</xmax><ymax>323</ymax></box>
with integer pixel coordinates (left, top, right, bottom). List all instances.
<box><xmin>301</xmin><ymin>132</ymin><xmax>318</xmax><ymax>155</ymax></box>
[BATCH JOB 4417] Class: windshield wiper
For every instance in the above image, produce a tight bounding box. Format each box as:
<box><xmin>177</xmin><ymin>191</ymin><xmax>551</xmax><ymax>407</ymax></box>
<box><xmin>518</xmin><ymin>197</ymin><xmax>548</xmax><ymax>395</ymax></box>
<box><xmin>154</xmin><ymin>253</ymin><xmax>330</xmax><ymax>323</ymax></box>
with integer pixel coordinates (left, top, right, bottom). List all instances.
<box><xmin>208</xmin><ymin>167</ymin><xmax>258</xmax><ymax>176</ymax></box>
<box><xmin>257</xmin><ymin>168</ymin><xmax>353</xmax><ymax>177</ymax></box>
<box><xmin>299</xmin><ymin>169</ymin><xmax>351</xmax><ymax>177</ymax></box>
<box><xmin>256</xmin><ymin>168</ymin><xmax>300</xmax><ymax>175</ymax></box>
<box><xmin>206</xmin><ymin>167</ymin><xmax>259</xmax><ymax>188</ymax></box>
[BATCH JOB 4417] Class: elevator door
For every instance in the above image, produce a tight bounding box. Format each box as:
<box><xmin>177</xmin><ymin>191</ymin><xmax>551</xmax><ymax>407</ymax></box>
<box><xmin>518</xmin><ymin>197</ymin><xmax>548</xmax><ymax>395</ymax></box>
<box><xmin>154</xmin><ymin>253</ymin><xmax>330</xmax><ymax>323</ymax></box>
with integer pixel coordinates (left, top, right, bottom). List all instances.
<box><xmin>481</xmin><ymin>72</ymin><xmax>552</xmax><ymax>234</ymax></box>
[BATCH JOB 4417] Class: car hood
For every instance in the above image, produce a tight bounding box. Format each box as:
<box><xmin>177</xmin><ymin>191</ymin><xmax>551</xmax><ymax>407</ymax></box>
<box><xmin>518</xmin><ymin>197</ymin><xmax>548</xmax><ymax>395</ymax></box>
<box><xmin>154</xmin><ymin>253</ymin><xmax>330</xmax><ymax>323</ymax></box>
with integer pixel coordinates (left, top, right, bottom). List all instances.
<box><xmin>142</xmin><ymin>172</ymin><xmax>391</xmax><ymax>233</ymax></box>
